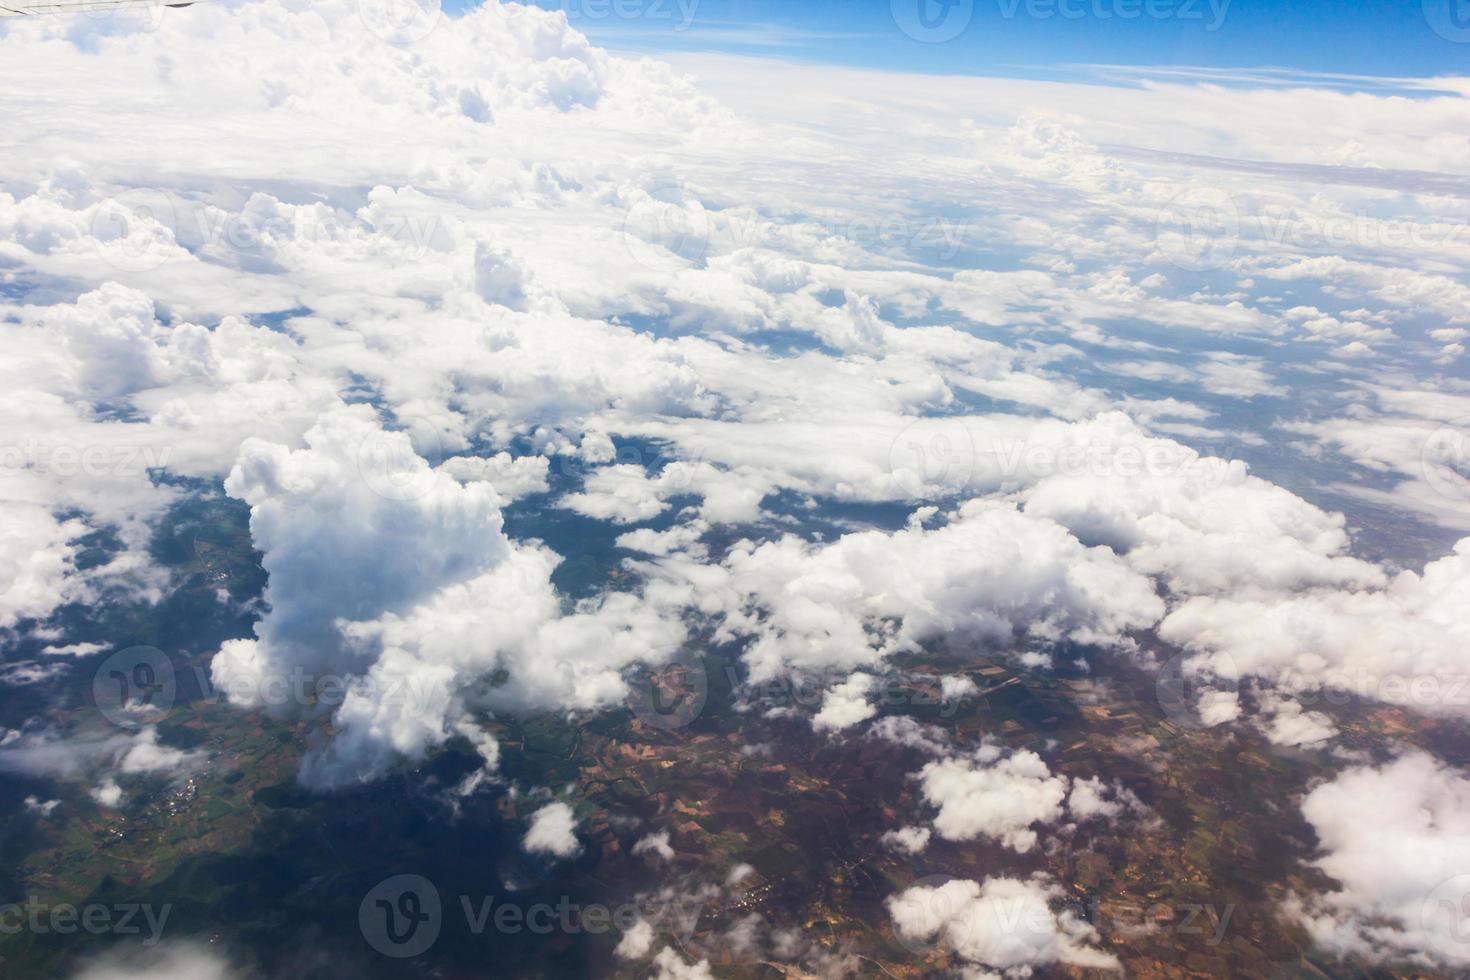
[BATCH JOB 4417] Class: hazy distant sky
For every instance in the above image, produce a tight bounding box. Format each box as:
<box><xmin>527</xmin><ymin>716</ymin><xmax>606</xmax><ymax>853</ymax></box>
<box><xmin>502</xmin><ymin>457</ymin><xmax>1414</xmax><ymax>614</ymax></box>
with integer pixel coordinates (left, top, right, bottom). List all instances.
<box><xmin>512</xmin><ymin>0</ymin><xmax>1470</xmax><ymax>81</ymax></box>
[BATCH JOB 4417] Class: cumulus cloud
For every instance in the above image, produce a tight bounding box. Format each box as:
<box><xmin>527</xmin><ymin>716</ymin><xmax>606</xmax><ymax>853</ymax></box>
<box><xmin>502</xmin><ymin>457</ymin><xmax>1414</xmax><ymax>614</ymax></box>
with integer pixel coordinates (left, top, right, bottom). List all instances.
<box><xmin>912</xmin><ymin>740</ymin><xmax>1140</xmax><ymax>850</ymax></box>
<box><xmin>1160</xmin><ymin>540</ymin><xmax>1470</xmax><ymax>719</ymax></box>
<box><xmin>940</xmin><ymin>675</ymin><xmax>978</xmax><ymax>701</ymax></box>
<box><xmin>1066</xmin><ymin>776</ymin><xmax>1130</xmax><ymax>823</ymax></box>
<box><xmin>650</xmin><ymin>948</ymin><xmax>714</xmax><ymax>980</ymax></box>
<box><xmin>561</xmin><ymin>459</ymin><xmax>768</xmax><ymax>526</ymax></box>
<box><xmin>208</xmin><ymin>407</ymin><xmax>684</xmax><ymax>787</ymax></box>
<box><xmin>615</xmin><ymin>918</ymin><xmax>655</xmax><ymax>959</ymax></box>
<box><xmin>210</xmin><ymin>406</ymin><xmax>541</xmax><ymax>783</ymax></box>
<box><xmin>0</xmin><ymin>724</ymin><xmax>204</xmax><ymax>812</ymax></box>
<box><xmin>632</xmin><ymin>830</ymin><xmax>675</xmax><ymax>862</ymax></box>
<box><xmin>1255</xmin><ymin>692</ymin><xmax>1338</xmax><ymax>747</ymax></box>
<box><xmin>0</xmin><ymin>0</ymin><xmax>729</xmax><ymax>663</ymax></box>
<box><xmin>887</xmin><ymin>875</ymin><xmax>1118</xmax><ymax>973</ymax></box>
<box><xmin>812</xmin><ymin>672</ymin><xmax>877</xmax><ymax>732</ymax></box>
<box><xmin>881</xmin><ymin>825</ymin><xmax>931</xmax><ymax>854</ymax></box>
<box><xmin>523</xmin><ymin>801</ymin><xmax>581</xmax><ymax>859</ymax></box>
<box><xmin>916</xmin><ymin>743</ymin><xmax>1070</xmax><ymax>853</ymax></box>
<box><xmin>651</xmin><ymin>499</ymin><xmax>1163</xmax><ymax>684</ymax></box>
<box><xmin>90</xmin><ymin>778</ymin><xmax>124</xmax><ymax>808</ymax></box>
<box><xmin>0</xmin><ymin>505</ymin><xmax>87</xmax><ymax>629</ymax></box>
<box><xmin>1293</xmin><ymin>753</ymin><xmax>1470</xmax><ymax>969</ymax></box>
<box><xmin>68</xmin><ymin>942</ymin><xmax>240</xmax><ymax>980</ymax></box>
<box><xmin>1016</xmin><ymin>415</ymin><xmax>1383</xmax><ymax>599</ymax></box>
<box><xmin>1197</xmin><ymin>688</ymin><xmax>1243</xmax><ymax>727</ymax></box>
<box><xmin>437</xmin><ymin>451</ymin><xmax>550</xmax><ymax>501</ymax></box>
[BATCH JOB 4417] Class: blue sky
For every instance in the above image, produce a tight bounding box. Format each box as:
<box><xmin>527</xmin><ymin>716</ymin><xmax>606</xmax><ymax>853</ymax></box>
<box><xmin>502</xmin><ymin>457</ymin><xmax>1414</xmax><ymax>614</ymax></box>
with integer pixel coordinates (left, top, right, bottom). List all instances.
<box><xmin>502</xmin><ymin>0</ymin><xmax>1470</xmax><ymax>81</ymax></box>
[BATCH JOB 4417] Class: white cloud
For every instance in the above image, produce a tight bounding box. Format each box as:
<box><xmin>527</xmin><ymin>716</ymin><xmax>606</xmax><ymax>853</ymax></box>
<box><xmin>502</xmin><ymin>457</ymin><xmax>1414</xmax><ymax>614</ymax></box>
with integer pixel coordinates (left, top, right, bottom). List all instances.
<box><xmin>1066</xmin><ymin>776</ymin><xmax>1128</xmax><ymax>823</ymax></box>
<box><xmin>881</xmin><ymin>825</ymin><xmax>931</xmax><ymax>854</ymax></box>
<box><xmin>940</xmin><ymin>675</ymin><xmax>979</xmax><ymax>701</ymax></box>
<box><xmin>1197</xmin><ymin>353</ymin><xmax>1286</xmax><ymax>400</ymax></box>
<box><xmin>616</xmin><ymin>519</ymin><xmax>710</xmax><ymax>559</ymax></box>
<box><xmin>615</xmin><ymin>918</ymin><xmax>655</xmax><ymax>959</ymax></box>
<box><xmin>812</xmin><ymin>672</ymin><xmax>877</xmax><ymax>732</ymax></box>
<box><xmin>869</xmin><ymin>715</ymin><xmax>950</xmax><ymax>755</ymax></box>
<box><xmin>0</xmin><ymin>725</ymin><xmax>205</xmax><ymax>785</ymax></box>
<box><xmin>23</xmin><ymin>796</ymin><xmax>60</xmax><ymax>817</ymax></box>
<box><xmin>117</xmin><ymin>726</ymin><xmax>207</xmax><ymax>774</ymax></box>
<box><xmin>1293</xmin><ymin>752</ymin><xmax>1470</xmax><ymax>969</ymax></box>
<box><xmin>69</xmin><ymin>943</ymin><xmax>239</xmax><ymax>980</ymax></box>
<box><xmin>437</xmin><ymin>452</ymin><xmax>550</xmax><ymax>501</ymax></box>
<box><xmin>1197</xmin><ymin>689</ymin><xmax>1242</xmax><ymax>727</ymax></box>
<box><xmin>1255</xmin><ymin>692</ymin><xmax>1338</xmax><ymax>747</ymax></box>
<box><xmin>632</xmin><ymin>830</ymin><xmax>675</xmax><ymax>862</ymax></box>
<box><xmin>1017</xmin><ymin>417</ymin><xmax>1384</xmax><ymax>599</ymax></box>
<box><xmin>887</xmin><ymin>875</ymin><xmax>1118</xmax><ymax>974</ymax></box>
<box><xmin>0</xmin><ymin>504</ymin><xmax>87</xmax><ymax>629</ymax></box>
<box><xmin>654</xmin><ymin>499</ymin><xmax>1164</xmax><ymax>684</ymax></box>
<box><xmin>209</xmin><ymin>407</ymin><xmax>684</xmax><ymax>787</ymax></box>
<box><xmin>90</xmin><ymin>778</ymin><xmax>123</xmax><ymax>808</ymax></box>
<box><xmin>1160</xmin><ymin>540</ymin><xmax>1470</xmax><ymax>719</ymax></box>
<box><xmin>1285</xmin><ymin>386</ymin><xmax>1470</xmax><ymax>531</ymax></box>
<box><xmin>650</xmin><ymin>948</ymin><xmax>714</xmax><ymax>980</ymax></box>
<box><xmin>523</xmin><ymin>801</ymin><xmax>581</xmax><ymax>859</ymax></box>
<box><xmin>916</xmin><ymin>743</ymin><xmax>1070</xmax><ymax>853</ymax></box>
